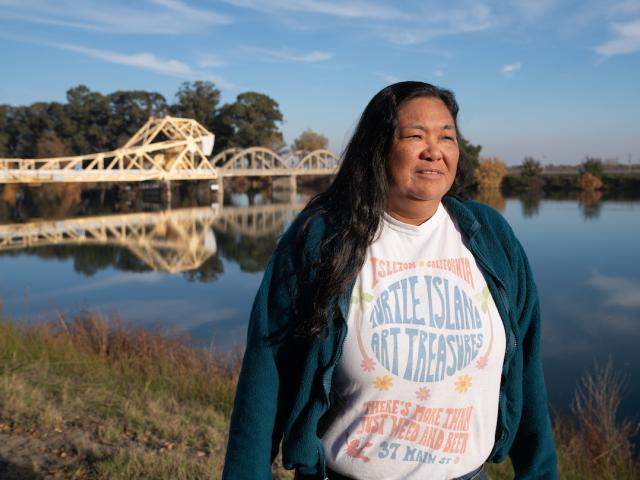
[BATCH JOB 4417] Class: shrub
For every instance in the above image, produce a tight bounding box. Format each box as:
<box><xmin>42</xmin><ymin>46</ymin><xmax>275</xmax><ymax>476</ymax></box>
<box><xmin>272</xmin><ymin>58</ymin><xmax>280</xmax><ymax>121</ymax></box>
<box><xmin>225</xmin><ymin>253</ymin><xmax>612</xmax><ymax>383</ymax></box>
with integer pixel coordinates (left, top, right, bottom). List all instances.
<box><xmin>577</xmin><ymin>172</ymin><xmax>604</xmax><ymax>191</ymax></box>
<box><xmin>474</xmin><ymin>157</ymin><xmax>508</xmax><ymax>190</ymax></box>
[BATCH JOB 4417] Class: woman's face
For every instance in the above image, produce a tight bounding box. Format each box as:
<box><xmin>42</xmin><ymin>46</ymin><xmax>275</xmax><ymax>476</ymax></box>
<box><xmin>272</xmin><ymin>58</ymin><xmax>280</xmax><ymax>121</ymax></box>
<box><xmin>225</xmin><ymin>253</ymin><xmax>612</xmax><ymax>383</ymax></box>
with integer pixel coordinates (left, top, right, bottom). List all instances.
<box><xmin>386</xmin><ymin>96</ymin><xmax>459</xmax><ymax>216</ymax></box>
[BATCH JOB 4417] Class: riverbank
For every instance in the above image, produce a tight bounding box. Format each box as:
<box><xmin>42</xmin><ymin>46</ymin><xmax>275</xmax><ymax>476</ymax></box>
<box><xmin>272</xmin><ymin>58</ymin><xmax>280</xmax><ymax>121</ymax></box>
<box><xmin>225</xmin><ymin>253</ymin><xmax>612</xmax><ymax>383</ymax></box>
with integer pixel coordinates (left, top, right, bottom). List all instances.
<box><xmin>0</xmin><ymin>312</ymin><xmax>637</xmax><ymax>479</ymax></box>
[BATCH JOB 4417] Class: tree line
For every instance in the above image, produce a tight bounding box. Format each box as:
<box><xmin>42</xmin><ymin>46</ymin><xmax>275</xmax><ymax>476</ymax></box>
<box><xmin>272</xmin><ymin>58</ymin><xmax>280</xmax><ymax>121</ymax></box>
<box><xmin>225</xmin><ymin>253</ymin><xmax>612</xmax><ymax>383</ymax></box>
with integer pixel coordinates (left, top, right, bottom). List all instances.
<box><xmin>0</xmin><ymin>81</ymin><xmax>487</xmax><ymax>164</ymax></box>
<box><xmin>0</xmin><ymin>81</ymin><xmax>329</xmax><ymax>159</ymax></box>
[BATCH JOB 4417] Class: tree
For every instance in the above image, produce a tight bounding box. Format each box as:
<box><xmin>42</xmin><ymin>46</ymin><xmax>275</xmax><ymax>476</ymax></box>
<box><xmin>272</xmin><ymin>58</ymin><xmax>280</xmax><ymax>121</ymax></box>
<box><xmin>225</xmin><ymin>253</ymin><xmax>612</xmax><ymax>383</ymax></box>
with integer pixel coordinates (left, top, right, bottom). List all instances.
<box><xmin>292</xmin><ymin>129</ymin><xmax>329</xmax><ymax>152</ymax></box>
<box><xmin>0</xmin><ymin>105</ymin><xmax>10</xmax><ymax>157</ymax></box>
<box><xmin>170</xmin><ymin>81</ymin><xmax>220</xmax><ymax>133</ymax></box>
<box><xmin>108</xmin><ymin>90</ymin><xmax>168</xmax><ymax>146</ymax></box>
<box><xmin>64</xmin><ymin>85</ymin><xmax>111</xmax><ymax>154</ymax></box>
<box><xmin>36</xmin><ymin>129</ymin><xmax>70</xmax><ymax>158</ymax></box>
<box><xmin>459</xmin><ymin>134</ymin><xmax>481</xmax><ymax>170</ymax></box>
<box><xmin>576</xmin><ymin>172</ymin><xmax>603</xmax><ymax>191</ymax></box>
<box><xmin>474</xmin><ymin>157</ymin><xmax>508</xmax><ymax>190</ymax></box>
<box><xmin>521</xmin><ymin>157</ymin><xmax>543</xmax><ymax>177</ymax></box>
<box><xmin>213</xmin><ymin>92</ymin><xmax>283</xmax><ymax>150</ymax></box>
<box><xmin>580</xmin><ymin>157</ymin><xmax>604</xmax><ymax>178</ymax></box>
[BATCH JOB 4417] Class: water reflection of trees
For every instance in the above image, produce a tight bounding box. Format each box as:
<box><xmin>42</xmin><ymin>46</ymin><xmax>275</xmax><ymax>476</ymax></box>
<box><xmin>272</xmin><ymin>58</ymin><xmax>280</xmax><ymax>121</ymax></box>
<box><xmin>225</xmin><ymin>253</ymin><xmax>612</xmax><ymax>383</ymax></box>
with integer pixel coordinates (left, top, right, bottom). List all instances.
<box><xmin>214</xmin><ymin>229</ymin><xmax>278</xmax><ymax>272</ymax></box>
<box><xmin>0</xmin><ymin>182</ymin><xmax>215</xmax><ymax>223</ymax></box>
<box><xmin>473</xmin><ymin>188</ymin><xmax>505</xmax><ymax>211</ymax></box>
<box><xmin>0</xmin><ymin>207</ymin><xmax>220</xmax><ymax>279</ymax></box>
<box><xmin>520</xmin><ymin>191</ymin><xmax>543</xmax><ymax>218</ymax></box>
<box><xmin>0</xmin><ymin>186</ymin><xmax>305</xmax><ymax>281</ymax></box>
<box><xmin>577</xmin><ymin>190</ymin><xmax>603</xmax><ymax>220</ymax></box>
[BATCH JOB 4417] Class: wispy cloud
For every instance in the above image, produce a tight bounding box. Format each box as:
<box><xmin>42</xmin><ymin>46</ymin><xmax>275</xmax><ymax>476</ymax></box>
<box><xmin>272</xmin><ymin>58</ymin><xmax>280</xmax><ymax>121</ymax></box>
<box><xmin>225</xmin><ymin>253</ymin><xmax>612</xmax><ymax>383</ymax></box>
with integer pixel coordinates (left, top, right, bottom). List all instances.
<box><xmin>57</xmin><ymin>43</ymin><xmax>195</xmax><ymax>76</ymax></box>
<box><xmin>34</xmin><ymin>272</ymin><xmax>164</xmax><ymax>299</ymax></box>
<box><xmin>244</xmin><ymin>46</ymin><xmax>333</xmax><ymax>63</ymax></box>
<box><xmin>566</xmin><ymin>0</ymin><xmax>640</xmax><ymax>31</ymax></box>
<box><xmin>0</xmin><ymin>0</ymin><xmax>230</xmax><ymax>34</ymax></box>
<box><xmin>0</xmin><ymin>33</ymin><xmax>238</xmax><ymax>90</ymax></box>
<box><xmin>500</xmin><ymin>62</ymin><xmax>522</xmax><ymax>75</ymax></box>
<box><xmin>512</xmin><ymin>0</ymin><xmax>558</xmax><ymax>18</ymax></box>
<box><xmin>594</xmin><ymin>19</ymin><xmax>640</xmax><ymax>58</ymax></box>
<box><xmin>223</xmin><ymin>0</ymin><xmax>406</xmax><ymax>20</ymax></box>
<box><xmin>434</xmin><ymin>68</ymin><xmax>445</xmax><ymax>78</ymax></box>
<box><xmin>379</xmin><ymin>3</ymin><xmax>493</xmax><ymax>45</ymax></box>
<box><xmin>196</xmin><ymin>53</ymin><xmax>225</xmax><ymax>69</ymax></box>
<box><xmin>587</xmin><ymin>272</ymin><xmax>640</xmax><ymax>309</ymax></box>
<box><xmin>375</xmin><ymin>72</ymin><xmax>400</xmax><ymax>84</ymax></box>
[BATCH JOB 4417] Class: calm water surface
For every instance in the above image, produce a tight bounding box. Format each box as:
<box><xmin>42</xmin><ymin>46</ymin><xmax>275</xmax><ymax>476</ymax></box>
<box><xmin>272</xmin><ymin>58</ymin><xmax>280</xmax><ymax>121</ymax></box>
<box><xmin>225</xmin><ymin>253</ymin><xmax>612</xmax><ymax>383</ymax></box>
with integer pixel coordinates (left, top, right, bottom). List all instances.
<box><xmin>0</xmin><ymin>187</ymin><xmax>638</xmax><ymax>422</ymax></box>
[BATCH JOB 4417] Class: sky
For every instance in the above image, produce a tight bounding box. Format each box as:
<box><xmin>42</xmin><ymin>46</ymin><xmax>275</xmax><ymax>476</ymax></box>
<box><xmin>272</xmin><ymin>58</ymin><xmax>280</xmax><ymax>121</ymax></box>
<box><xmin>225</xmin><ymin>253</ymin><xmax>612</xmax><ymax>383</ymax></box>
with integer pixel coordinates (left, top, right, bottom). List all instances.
<box><xmin>1</xmin><ymin>0</ymin><xmax>639</xmax><ymax>165</ymax></box>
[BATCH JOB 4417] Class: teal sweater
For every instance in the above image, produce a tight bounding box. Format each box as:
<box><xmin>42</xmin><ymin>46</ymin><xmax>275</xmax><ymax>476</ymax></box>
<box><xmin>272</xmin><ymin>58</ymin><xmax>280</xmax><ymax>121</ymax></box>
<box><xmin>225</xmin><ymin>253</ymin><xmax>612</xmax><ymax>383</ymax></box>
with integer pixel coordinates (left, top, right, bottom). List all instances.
<box><xmin>223</xmin><ymin>197</ymin><xmax>558</xmax><ymax>479</ymax></box>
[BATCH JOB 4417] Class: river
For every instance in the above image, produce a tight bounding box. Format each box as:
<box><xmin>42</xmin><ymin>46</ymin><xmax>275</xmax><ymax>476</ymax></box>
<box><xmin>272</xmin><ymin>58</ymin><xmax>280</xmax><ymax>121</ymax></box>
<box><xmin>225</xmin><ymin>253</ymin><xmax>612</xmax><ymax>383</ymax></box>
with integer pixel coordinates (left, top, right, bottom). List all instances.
<box><xmin>0</xmin><ymin>183</ymin><xmax>638</xmax><ymax>424</ymax></box>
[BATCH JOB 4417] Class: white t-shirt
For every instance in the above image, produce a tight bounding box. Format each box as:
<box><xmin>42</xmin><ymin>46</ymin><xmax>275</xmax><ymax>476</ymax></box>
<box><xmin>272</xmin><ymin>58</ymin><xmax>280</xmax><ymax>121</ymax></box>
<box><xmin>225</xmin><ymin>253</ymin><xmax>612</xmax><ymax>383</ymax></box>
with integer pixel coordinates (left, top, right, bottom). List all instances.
<box><xmin>321</xmin><ymin>204</ymin><xmax>506</xmax><ymax>480</ymax></box>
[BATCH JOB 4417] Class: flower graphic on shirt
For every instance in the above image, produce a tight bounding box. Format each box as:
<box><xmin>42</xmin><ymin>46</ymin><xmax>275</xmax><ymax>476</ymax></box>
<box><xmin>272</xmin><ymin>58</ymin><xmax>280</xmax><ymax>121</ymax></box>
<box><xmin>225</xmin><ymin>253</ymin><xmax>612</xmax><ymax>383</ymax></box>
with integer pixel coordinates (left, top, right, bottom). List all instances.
<box><xmin>476</xmin><ymin>355</ymin><xmax>489</xmax><ymax>369</ymax></box>
<box><xmin>345</xmin><ymin>438</ymin><xmax>373</xmax><ymax>462</ymax></box>
<box><xmin>373</xmin><ymin>375</ymin><xmax>393</xmax><ymax>391</ymax></box>
<box><xmin>361</xmin><ymin>357</ymin><xmax>376</xmax><ymax>372</ymax></box>
<box><xmin>454</xmin><ymin>374</ymin><xmax>473</xmax><ymax>394</ymax></box>
<box><xmin>475</xmin><ymin>286</ymin><xmax>495</xmax><ymax>367</ymax></box>
<box><xmin>416</xmin><ymin>387</ymin><xmax>431</xmax><ymax>402</ymax></box>
<box><xmin>476</xmin><ymin>286</ymin><xmax>492</xmax><ymax>313</ymax></box>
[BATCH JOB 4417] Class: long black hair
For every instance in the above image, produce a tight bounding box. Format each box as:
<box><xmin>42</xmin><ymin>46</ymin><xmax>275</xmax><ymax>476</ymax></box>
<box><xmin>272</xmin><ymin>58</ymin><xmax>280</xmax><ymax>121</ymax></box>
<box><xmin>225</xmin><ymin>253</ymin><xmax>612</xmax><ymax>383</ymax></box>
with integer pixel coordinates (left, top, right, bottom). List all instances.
<box><xmin>293</xmin><ymin>81</ymin><xmax>472</xmax><ymax>337</ymax></box>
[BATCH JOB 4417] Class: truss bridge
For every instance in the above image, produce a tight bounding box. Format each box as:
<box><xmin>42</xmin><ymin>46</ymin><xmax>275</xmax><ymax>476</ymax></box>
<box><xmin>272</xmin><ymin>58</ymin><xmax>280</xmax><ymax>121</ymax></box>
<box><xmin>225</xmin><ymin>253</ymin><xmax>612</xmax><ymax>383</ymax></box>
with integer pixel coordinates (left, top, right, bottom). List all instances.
<box><xmin>0</xmin><ymin>116</ymin><xmax>216</xmax><ymax>184</ymax></box>
<box><xmin>212</xmin><ymin>147</ymin><xmax>340</xmax><ymax>178</ymax></box>
<box><xmin>0</xmin><ymin>115</ymin><xmax>341</xmax><ymax>185</ymax></box>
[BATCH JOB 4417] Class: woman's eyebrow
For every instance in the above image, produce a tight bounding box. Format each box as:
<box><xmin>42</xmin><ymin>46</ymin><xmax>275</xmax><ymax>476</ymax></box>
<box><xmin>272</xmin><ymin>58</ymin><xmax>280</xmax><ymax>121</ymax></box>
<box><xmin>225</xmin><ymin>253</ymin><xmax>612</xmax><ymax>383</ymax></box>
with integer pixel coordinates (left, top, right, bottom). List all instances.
<box><xmin>399</xmin><ymin>123</ymin><xmax>456</xmax><ymax>131</ymax></box>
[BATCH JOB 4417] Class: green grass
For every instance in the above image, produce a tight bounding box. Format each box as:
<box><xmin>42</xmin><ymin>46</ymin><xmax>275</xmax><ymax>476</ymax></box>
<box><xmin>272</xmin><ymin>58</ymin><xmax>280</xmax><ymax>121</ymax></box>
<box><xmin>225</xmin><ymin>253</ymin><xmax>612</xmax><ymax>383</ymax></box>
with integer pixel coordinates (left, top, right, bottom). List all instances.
<box><xmin>0</xmin><ymin>312</ymin><xmax>637</xmax><ymax>479</ymax></box>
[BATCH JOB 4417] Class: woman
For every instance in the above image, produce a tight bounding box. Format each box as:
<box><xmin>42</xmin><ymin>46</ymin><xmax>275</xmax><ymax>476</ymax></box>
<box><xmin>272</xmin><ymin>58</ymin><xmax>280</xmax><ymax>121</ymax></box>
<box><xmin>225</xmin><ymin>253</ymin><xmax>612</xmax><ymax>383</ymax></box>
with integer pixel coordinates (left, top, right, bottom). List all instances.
<box><xmin>223</xmin><ymin>81</ymin><xmax>557</xmax><ymax>480</ymax></box>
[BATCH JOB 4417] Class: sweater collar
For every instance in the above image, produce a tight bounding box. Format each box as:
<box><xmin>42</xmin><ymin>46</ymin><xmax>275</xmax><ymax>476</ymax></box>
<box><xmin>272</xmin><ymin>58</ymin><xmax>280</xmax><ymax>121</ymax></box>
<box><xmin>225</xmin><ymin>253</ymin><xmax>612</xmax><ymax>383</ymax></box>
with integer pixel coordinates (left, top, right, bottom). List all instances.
<box><xmin>442</xmin><ymin>195</ymin><xmax>481</xmax><ymax>238</ymax></box>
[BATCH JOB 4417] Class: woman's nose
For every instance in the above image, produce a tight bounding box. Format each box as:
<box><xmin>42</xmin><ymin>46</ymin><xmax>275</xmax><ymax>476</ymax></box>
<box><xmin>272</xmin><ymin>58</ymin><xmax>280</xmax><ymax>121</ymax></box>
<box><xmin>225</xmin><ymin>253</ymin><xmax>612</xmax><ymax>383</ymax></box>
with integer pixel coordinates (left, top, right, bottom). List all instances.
<box><xmin>420</xmin><ymin>140</ymin><xmax>442</xmax><ymax>161</ymax></box>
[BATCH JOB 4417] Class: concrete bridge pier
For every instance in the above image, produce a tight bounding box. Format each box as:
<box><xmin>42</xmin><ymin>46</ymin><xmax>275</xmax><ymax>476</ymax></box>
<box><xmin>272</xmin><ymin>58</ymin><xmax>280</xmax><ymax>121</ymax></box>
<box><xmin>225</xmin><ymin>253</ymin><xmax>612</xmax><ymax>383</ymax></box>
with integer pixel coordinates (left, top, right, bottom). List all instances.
<box><xmin>161</xmin><ymin>180</ymin><xmax>172</xmax><ymax>206</ymax></box>
<box><xmin>214</xmin><ymin>182</ymin><xmax>224</xmax><ymax>206</ymax></box>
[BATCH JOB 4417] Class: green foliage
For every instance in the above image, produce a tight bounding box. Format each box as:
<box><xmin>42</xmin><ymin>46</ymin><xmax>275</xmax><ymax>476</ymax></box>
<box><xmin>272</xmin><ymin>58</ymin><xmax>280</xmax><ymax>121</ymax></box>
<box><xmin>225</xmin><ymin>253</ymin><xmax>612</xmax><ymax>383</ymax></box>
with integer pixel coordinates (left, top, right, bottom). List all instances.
<box><xmin>580</xmin><ymin>157</ymin><xmax>604</xmax><ymax>178</ymax></box>
<box><xmin>108</xmin><ymin>90</ymin><xmax>168</xmax><ymax>146</ymax></box>
<box><xmin>521</xmin><ymin>156</ymin><xmax>543</xmax><ymax>177</ymax></box>
<box><xmin>170</xmin><ymin>81</ymin><xmax>219</xmax><ymax>134</ymax></box>
<box><xmin>1</xmin><ymin>83</ymin><xmax>284</xmax><ymax>158</ymax></box>
<box><xmin>214</xmin><ymin>91</ymin><xmax>284</xmax><ymax>150</ymax></box>
<box><xmin>458</xmin><ymin>134</ymin><xmax>482</xmax><ymax>170</ymax></box>
<box><xmin>292</xmin><ymin>128</ymin><xmax>329</xmax><ymax>152</ymax></box>
<box><xmin>0</xmin><ymin>104</ymin><xmax>10</xmax><ymax>156</ymax></box>
<box><xmin>36</xmin><ymin>129</ymin><xmax>70</xmax><ymax>158</ymax></box>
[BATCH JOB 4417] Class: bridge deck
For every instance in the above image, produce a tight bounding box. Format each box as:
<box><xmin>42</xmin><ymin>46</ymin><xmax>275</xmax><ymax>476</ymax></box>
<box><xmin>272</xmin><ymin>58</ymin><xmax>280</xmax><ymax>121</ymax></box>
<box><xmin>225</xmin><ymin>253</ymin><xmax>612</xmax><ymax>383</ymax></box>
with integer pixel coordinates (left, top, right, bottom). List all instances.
<box><xmin>0</xmin><ymin>169</ymin><xmax>219</xmax><ymax>183</ymax></box>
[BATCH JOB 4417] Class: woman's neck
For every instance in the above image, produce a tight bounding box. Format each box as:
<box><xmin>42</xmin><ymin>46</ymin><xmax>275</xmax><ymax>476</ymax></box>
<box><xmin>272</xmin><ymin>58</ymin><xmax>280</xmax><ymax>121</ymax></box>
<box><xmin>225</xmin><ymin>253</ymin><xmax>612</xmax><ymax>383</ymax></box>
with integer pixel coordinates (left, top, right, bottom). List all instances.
<box><xmin>386</xmin><ymin>201</ymin><xmax>440</xmax><ymax>225</ymax></box>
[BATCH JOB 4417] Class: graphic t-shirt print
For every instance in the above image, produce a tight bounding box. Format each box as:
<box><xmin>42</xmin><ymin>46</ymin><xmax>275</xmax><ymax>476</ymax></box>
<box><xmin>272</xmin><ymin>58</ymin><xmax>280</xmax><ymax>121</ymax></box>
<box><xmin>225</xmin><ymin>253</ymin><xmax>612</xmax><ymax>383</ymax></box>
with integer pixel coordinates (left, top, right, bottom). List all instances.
<box><xmin>321</xmin><ymin>206</ymin><xmax>506</xmax><ymax>480</ymax></box>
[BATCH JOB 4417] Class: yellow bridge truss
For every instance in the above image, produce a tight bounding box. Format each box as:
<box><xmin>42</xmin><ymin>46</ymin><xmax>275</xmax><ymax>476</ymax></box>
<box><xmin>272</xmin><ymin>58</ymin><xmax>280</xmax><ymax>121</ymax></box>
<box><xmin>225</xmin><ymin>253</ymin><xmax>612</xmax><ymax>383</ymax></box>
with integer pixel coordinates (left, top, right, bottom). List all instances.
<box><xmin>0</xmin><ymin>116</ymin><xmax>340</xmax><ymax>184</ymax></box>
<box><xmin>0</xmin><ymin>116</ymin><xmax>216</xmax><ymax>184</ymax></box>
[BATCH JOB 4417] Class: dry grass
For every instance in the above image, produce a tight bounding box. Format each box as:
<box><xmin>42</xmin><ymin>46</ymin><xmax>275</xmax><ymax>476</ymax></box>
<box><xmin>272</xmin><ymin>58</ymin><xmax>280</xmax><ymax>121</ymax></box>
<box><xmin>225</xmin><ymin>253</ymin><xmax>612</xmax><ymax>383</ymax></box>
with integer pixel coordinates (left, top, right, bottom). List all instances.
<box><xmin>553</xmin><ymin>360</ymin><xmax>639</xmax><ymax>480</ymax></box>
<box><xmin>1</xmin><ymin>313</ymin><xmax>638</xmax><ymax>479</ymax></box>
<box><xmin>0</xmin><ymin>312</ymin><xmax>240</xmax><ymax>479</ymax></box>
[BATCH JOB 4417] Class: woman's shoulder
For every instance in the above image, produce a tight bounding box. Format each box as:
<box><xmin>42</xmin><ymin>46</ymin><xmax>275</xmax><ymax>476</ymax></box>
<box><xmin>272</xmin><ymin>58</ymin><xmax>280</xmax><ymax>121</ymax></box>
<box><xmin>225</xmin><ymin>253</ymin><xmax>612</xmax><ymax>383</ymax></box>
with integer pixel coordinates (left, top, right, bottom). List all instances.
<box><xmin>445</xmin><ymin>196</ymin><xmax>514</xmax><ymax>238</ymax></box>
<box><xmin>276</xmin><ymin>203</ymin><xmax>331</xmax><ymax>258</ymax></box>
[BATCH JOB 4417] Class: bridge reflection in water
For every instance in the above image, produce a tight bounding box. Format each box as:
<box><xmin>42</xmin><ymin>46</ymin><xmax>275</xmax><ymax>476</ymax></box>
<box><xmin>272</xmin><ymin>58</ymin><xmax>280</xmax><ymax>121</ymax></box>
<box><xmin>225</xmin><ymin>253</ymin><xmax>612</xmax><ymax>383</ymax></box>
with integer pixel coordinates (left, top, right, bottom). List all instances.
<box><xmin>0</xmin><ymin>202</ymin><xmax>305</xmax><ymax>274</ymax></box>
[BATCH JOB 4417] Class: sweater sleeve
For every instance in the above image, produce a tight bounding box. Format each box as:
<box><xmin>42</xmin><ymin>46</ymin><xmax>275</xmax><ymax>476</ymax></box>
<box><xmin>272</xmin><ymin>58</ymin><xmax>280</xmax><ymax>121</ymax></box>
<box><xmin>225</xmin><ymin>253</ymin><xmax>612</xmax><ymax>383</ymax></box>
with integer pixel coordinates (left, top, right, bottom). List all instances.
<box><xmin>222</xmin><ymin>211</ymin><xmax>323</xmax><ymax>479</ymax></box>
<box><xmin>509</xmin><ymin>241</ymin><xmax>558</xmax><ymax>479</ymax></box>
<box><xmin>222</xmin><ymin>251</ymin><xmax>282</xmax><ymax>480</ymax></box>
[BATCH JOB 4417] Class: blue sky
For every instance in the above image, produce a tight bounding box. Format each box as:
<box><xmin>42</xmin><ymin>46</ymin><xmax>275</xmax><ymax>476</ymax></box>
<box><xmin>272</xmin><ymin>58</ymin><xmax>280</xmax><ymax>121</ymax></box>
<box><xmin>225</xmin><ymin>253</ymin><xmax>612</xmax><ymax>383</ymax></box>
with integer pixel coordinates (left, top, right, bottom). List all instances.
<box><xmin>1</xmin><ymin>0</ymin><xmax>639</xmax><ymax>165</ymax></box>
